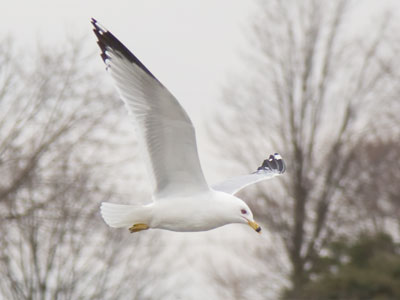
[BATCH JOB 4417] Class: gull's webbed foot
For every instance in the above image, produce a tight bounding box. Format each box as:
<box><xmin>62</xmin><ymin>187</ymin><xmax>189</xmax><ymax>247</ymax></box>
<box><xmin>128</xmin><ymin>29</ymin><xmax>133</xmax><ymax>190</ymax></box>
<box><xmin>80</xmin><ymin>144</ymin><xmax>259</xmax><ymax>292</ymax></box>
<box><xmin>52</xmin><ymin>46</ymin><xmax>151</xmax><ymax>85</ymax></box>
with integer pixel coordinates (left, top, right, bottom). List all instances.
<box><xmin>129</xmin><ymin>223</ymin><xmax>149</xmax><ymax>233</ymax></box>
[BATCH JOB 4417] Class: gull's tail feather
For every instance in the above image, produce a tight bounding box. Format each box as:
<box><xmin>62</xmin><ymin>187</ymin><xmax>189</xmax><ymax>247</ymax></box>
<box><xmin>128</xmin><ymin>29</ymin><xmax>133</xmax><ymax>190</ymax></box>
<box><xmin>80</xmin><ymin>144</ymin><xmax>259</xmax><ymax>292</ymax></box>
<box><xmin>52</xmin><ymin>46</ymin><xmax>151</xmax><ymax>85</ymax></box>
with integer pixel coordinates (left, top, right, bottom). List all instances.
<box><xmin>100</xmin><ymin>202</ymin><xmax>151</xmax><ymax>228</ymax></box>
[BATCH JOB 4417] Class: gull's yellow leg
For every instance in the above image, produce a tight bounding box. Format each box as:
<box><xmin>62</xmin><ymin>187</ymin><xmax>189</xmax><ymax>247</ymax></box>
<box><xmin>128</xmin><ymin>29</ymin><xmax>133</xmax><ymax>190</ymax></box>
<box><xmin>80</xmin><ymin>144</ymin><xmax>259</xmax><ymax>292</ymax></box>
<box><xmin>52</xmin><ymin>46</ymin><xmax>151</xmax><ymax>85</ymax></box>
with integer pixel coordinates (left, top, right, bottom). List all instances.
<box><xmin>129</xmin><ymin>223</ymin><xmax>149</xmax><ymax>233</ymax></box>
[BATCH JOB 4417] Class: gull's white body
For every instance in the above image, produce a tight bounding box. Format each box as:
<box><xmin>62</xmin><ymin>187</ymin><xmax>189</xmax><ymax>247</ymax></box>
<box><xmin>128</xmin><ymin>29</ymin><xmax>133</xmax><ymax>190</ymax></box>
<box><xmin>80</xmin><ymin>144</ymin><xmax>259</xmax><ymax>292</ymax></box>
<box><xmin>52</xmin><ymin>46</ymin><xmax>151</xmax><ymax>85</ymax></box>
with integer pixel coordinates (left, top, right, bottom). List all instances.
<box><xmin>92</xmin><ymin>19</ymin><xmax>285</xmax><ymax>233</ymax></box>
<box><xmin>102</xmin><ymin>190</ymin><xmax>250</xmax><ymax>232</ymax></box>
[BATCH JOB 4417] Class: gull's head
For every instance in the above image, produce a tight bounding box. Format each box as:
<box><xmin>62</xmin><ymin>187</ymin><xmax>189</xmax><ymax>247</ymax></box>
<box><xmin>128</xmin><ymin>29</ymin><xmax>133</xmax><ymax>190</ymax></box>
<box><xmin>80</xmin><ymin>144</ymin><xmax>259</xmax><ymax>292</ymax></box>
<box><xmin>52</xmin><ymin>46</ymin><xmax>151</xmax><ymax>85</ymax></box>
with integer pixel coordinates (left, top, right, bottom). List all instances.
<box><xmin>216</xmin><ymin>192</ymin><xmax>261</xmax><ymax>233</ymax></box>
<box><xmin>236</xmin><ymin>200</ymin><xmax>261</xmax><ymax>233</ymax></box>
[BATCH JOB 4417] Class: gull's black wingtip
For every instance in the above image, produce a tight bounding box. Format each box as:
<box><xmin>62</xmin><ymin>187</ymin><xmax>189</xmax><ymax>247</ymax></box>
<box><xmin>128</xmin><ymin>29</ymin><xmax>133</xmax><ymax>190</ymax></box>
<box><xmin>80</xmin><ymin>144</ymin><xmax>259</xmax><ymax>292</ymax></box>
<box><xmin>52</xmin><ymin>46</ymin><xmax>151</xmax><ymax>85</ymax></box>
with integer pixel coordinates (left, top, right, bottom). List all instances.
<box><xmin>90</xmin><ymin>18</ymin><xmax>113</xmax><ymax>64</ymax></box>
<box><xmin>91</xmin><ymin>18</ymin><xmax>102</xmax><ymax>37</ymax></box>
<box><xmin>90</xmin><ymin>18</ymin><xmax>158</xmax><ymax>81</ymax></box>
<box><xmin>256</xmin><ymin>153</ymin><xmax>286</xmax><ymax>174</ymax></box>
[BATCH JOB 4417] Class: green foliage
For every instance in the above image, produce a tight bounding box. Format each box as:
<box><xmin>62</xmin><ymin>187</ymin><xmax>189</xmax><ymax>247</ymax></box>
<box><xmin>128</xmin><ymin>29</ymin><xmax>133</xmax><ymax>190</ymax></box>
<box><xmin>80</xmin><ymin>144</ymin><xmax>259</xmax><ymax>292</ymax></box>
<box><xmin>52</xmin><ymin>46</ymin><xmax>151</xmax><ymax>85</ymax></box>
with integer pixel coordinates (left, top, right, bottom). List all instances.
<box><xmin>283</xmin><ymin>233</ymin><xmax>400</xmax><ymax>300</ymax></box>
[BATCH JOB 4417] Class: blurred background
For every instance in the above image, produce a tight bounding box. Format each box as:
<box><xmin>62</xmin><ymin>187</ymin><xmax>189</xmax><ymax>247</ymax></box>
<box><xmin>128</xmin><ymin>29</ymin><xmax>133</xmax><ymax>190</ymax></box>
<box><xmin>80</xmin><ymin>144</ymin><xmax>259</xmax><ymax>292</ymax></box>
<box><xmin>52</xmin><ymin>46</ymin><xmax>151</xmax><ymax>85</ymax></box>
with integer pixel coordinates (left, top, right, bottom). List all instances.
<box><xmin>1</xmin><ymin>0</ymin><xmax>400</xmax><ymax>299</ymax></box>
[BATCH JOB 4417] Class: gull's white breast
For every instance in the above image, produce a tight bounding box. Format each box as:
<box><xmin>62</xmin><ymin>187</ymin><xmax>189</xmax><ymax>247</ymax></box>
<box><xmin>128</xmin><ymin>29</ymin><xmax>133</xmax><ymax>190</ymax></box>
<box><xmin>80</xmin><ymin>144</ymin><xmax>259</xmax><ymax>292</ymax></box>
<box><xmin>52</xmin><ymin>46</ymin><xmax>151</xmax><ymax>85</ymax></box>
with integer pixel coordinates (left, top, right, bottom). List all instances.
<box><xmin>150</xmin><ymin>190</ymin><xmax>231</xmax><ymax>232</ymax></box>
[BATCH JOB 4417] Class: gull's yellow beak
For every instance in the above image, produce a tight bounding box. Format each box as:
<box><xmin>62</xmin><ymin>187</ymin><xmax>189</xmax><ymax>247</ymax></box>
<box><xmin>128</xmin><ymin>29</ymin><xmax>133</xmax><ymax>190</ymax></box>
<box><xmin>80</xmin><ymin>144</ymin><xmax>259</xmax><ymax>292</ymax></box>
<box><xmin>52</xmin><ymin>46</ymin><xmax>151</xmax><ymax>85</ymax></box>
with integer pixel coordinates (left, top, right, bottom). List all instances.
<box><xmin>247</xmin><ymin>220</ymin><xmax>262</xmax><ymax>233</ymax></box>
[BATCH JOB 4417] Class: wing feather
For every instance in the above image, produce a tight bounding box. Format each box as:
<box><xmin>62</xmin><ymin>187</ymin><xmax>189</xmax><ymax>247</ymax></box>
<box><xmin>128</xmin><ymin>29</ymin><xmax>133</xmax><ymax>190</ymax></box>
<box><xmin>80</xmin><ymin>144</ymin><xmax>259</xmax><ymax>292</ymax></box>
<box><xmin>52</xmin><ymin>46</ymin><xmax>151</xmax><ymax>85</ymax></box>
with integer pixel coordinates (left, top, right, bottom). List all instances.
<box><xmin>92</xmin><ymin>19</ymin><xmax>209</xmax><ymax>198</ymax></box>
<box><xmin>212</xmin><ymin>153</ymin><xmax>286</xmax><ymax>195</ymax></box>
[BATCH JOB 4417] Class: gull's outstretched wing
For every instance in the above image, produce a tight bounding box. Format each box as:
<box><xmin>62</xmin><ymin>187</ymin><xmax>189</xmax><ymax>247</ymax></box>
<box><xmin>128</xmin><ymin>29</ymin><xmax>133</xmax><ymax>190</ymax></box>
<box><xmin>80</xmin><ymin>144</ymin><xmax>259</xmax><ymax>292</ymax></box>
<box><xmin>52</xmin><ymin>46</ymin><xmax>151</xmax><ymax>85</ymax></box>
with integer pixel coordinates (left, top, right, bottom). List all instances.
<box><xmin>91</xmin><ymin>19</ymin><xmax>209</xmax><ymax>198</ymax></box>
<box><xmin>212</xmin><ymin>153</ymin><xmax>286</xmax><ymax>195</ymax></box>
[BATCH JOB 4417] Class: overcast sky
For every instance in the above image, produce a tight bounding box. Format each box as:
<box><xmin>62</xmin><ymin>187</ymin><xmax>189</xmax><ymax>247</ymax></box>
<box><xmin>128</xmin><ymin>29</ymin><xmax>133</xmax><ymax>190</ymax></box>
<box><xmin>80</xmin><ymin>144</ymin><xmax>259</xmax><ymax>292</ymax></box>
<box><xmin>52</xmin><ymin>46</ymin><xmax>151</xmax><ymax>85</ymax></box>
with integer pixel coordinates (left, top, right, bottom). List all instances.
<box><xmin>2</xmin><ymin>0</ymin><xmax>259</xmax><ymax>182</ymax></box>
<box><xmin>2</xmin><ymin>0</ymin><xmax>254</xmax><ymax>122</ymax></box>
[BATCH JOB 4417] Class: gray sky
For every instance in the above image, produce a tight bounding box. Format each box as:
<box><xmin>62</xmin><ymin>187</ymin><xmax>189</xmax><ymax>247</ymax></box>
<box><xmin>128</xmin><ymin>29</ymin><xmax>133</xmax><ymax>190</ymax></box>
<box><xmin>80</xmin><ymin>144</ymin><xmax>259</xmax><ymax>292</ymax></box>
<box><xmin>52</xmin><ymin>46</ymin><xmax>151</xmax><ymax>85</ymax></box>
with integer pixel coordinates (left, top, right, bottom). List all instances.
<box><xmin>2</xmin><ymin>0</ymin><xmax>257</xmax><ymax>182</ymax></box>
<box><xmin>2</xmin><ymin>0</ymin><xmax>254</xmax><ymax>122</ymax></box>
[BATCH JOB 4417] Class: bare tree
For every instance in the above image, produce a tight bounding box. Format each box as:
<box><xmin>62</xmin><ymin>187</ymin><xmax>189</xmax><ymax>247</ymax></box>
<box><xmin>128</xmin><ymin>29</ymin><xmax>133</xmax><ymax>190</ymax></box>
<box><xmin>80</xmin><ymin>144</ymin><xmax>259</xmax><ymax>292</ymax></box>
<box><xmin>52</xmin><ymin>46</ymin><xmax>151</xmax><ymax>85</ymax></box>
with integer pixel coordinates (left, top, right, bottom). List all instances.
<box><xmin>344</xmin><ymin>137</ymin><xmax>400</xmax><ymax>234</ymax></box>
<box><xmin>209</xmin><ymin>233</ymin><xmax>289</xmax><ymax>300</ymax></box>
<box><xmin>211</xmin><ymin>0</ymin><xmax>400</xmax><ymax>297</ymax></box>
<box><xmin>0</xmin><ymin>38</ymin><xmax>167</xmax><ymax>299</ymax></box>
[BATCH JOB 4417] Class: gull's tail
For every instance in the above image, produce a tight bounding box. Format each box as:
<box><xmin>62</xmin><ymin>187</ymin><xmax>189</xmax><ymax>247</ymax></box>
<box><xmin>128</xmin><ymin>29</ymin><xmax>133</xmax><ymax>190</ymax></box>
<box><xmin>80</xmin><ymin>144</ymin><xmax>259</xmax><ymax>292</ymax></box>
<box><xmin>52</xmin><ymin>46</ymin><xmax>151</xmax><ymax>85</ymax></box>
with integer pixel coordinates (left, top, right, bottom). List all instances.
<box><xmin>100</xmin><ymin>202</ymin><xmax>151</xmax><ymax>228</ymax></box>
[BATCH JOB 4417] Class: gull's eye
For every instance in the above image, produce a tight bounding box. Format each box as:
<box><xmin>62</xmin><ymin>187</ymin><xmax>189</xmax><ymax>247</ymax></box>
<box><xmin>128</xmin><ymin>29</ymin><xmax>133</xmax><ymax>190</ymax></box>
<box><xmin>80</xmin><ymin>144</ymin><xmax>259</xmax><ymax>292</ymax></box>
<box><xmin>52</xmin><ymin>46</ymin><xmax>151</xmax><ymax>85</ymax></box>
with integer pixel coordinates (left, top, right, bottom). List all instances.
<box><xmin>241</xmin><ymin>209</ymin><xmax>247</xmax><ymax>214</ymax></box>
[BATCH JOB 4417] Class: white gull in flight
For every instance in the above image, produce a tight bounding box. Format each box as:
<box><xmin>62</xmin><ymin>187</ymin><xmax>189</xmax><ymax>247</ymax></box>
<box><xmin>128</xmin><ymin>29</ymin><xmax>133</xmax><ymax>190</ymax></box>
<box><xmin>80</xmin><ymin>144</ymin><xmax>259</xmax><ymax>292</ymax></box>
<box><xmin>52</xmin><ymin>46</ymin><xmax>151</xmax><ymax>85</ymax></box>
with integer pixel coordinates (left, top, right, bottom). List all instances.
<box><xmin>91</xmin><ymin>18</ymin><xmax>286</xmax><ymax>234</ymax></box>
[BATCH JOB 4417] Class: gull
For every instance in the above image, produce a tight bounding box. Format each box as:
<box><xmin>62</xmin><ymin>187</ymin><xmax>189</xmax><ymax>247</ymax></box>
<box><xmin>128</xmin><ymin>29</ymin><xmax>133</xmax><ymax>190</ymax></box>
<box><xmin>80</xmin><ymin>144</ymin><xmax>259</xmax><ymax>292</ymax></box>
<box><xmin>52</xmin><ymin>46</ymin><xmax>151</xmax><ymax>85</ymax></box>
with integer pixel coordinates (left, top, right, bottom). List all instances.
<box><xmin>91</xmin><ymin>18</ymin><xmax>286</xmax><ymax>234</ymax></box>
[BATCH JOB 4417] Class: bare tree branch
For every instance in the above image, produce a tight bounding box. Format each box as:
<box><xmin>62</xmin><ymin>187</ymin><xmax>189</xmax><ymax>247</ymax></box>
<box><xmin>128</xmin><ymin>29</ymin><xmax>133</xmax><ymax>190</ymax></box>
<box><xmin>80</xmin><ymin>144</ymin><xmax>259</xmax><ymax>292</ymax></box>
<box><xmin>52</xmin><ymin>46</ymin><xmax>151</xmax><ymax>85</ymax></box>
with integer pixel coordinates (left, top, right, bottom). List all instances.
<box><xmin>210</xmin><ymin>0</ymin><xmax>400</xmax><ymax>297</ymax></box>
<box><xmin>0</xmin><ymin>37</ymin><xmax>170</xmax><ymax>300</ymax></box>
